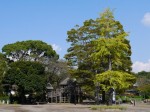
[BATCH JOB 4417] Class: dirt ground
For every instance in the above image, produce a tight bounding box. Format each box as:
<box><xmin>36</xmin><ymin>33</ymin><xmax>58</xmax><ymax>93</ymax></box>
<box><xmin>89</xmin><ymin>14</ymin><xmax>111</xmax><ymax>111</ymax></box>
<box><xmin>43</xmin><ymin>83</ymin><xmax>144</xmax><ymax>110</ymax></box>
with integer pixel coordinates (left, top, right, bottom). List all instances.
<box><xmin>0</xmin><ymin>103</ymin><xmax>150</xmax><ymax>112</ymax></box>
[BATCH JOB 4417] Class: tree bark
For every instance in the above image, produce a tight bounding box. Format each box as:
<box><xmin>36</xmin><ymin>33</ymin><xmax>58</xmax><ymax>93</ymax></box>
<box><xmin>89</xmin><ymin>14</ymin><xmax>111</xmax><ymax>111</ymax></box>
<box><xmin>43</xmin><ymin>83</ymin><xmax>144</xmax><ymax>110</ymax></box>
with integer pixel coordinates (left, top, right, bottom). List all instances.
<box><xmin>108</xmin><ymin>55</ymin><xmax>112</xmax><ymax>70</ymax></box>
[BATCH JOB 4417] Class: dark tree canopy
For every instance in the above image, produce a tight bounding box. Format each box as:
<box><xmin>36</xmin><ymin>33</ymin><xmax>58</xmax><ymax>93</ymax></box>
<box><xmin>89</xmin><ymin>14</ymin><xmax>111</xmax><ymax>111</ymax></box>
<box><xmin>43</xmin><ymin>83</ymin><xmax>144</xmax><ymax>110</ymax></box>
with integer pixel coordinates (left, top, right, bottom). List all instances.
<box><xmin>3</xmin><ymin>61</ymin><xmax>46</xmax><ymax>97</ymax></box>
<box><xmin>0</xmin><ymin>53</ymin><xmax>8</xmax><ymax>94</ymax></box>
<box><xmin>136</xmin><ymin>71</ymin><xmax>150</xmax><ymax>79</ymax></box>
<box><xmin>2</xmin><ymin>40</ymin><xmax>59</xmax><ymax>62</ymax></box>
<box><xmin>0</xmin><ymin>53</ymin><xmax>7</xmax><ymax>80</ymax></box>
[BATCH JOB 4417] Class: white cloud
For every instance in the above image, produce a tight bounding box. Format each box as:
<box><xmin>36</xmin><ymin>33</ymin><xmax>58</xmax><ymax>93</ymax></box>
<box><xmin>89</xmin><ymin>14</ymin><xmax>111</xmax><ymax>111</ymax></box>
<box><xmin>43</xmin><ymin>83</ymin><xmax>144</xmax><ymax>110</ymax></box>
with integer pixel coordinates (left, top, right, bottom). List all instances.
<box><xmin>52</xmin><ymin>44</ymin><xmax>62</xmax><ymax>51</ymax></box>
<box><xmin>141</xmin><ymin>12</ymin><xmax>150</xmax><ymax>26</ymax></box>
<box><xmin>132</xmin><ymin>59</ymin><xmax>150</xmax><ymax>73</ymax></box>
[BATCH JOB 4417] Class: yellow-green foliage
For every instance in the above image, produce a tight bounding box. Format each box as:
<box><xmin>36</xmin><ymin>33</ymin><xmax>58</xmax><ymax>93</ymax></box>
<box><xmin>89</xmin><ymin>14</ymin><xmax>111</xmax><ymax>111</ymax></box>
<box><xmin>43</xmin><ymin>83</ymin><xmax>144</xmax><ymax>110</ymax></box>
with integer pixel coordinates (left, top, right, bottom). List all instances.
<box><xmin>138</xmin><ymin>84</ymin><xmax>150</xmax><ymax>95</ymax></box>
<box><xmin>95</xmin><ymin>70</ymin><xmax>136</xmax><ymax>91</ymax></box>
<box><xmin>91</xmin><ymin>36</ymin><xmax>129</xmax><ymax>67</ymax></box>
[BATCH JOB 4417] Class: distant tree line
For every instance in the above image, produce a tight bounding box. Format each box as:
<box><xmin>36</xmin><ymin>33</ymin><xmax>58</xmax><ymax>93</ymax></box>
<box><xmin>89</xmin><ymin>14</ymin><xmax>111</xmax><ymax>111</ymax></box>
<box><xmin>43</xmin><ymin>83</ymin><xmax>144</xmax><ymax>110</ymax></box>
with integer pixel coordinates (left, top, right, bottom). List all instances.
<box><xmin>136</xmin><ymin>71</ymin><xmax>150</xmax><ymax>98</ymax></box>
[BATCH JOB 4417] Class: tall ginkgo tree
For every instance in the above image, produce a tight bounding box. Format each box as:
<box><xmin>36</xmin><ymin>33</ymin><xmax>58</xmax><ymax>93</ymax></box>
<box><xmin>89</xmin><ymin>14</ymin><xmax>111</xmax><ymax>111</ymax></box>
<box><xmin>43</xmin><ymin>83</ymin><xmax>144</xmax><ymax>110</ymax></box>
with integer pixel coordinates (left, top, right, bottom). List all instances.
<box><xmin>91</xmin><ymin>9</ymin><xmax>136</xmax><ymax>104</ymax></box>
<box><xmin>92</xmin><ymin>36</ymin><xmax>136</xmax><ymax>91</ymax></box>
<box><xmin>65</xmin><ymin>9</ymin><xmax>133</xmax><ymax>94</ymax></box>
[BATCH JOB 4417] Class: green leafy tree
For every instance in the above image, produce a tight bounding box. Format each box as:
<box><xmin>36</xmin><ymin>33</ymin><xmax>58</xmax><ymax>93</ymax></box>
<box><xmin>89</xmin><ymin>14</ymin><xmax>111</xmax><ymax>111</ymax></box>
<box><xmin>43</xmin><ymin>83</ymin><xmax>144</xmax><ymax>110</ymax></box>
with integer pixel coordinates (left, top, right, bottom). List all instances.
<box><xmin>0</xmin><ymin>53</ymin><xmax>8</xmax><ymax>94</ymax></box>
<box><xmin>45</xmin><ymin>59</ymin><xmax>70</xmax><ymax>88</ymax></box>
<box><xmin>136</xmin><ymin>71</ymin><xmax>150</xmax><ymax>79</ymax></box>
<box><xmin>91</xmin><ymin>9</ymin><xmax>135</xmax><ymax>104</ymax></box>
<box><xmin>138</xmin><ymin>84</ymin><xmax>150</xmax><ymax>98</ymax></box>
<box><xmin>136</xmin><ymin>71</ymin><xmax>150</xmax><ymax>98</ymax></box>
<box><xmin>65</xmin><ymin>9</ymin><xmax>132</xmax><ymax>94</ymax></box>
<box><xmin>2</xmin><ymin>40</ymin><xmax>62</xmax><ymax>93</ymax></box>
<box><xmin>95</xmin><ymin>71</ymin><xmax>136</xmax><ymax>92</ymax></box>
<box><xmin>2</xmin><ymin>61</ymin><xmax>46</xmax><ymax>103</ymax></box>
<box><xmin>2</xmin><ymin>40</ymin><xmax>59</xmax><ymax>62</ymax></box>
<box><xmin>92</xmin><ymin>35</ymin><xmax>135</xmax><ymax>104</ymax></box>
<box><xmin>90</xmin><ymin>9</ymin><xmax>132</xmax><ymax>72</ymax></box>
<box><xmin>0</xmin><ymin>53</ymin><xmax>7</xmax><ymax>81</ymax></box>
<box><xmin>91</xmin><ymin>35</ymin><xmax>129</xmax><ymax>71</ymax></box>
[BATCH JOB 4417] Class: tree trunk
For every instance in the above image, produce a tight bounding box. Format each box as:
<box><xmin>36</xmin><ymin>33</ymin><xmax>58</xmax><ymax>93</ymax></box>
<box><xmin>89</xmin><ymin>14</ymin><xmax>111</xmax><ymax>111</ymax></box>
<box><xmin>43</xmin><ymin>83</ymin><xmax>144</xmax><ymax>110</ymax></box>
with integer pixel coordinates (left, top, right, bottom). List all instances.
<box><xmin>108</xmin><ymin>55</ymin><xmax>112</xmax><ymax>70</ymax></box>
<box><xmin>102</xmin><ymin>90</ymin><xmax>105</xmax><ymax>103</ymax></box>
<box><xmin>107</xmin><ymin>55</ymin><xmax>113</xmax><ymax>105</ymax></box>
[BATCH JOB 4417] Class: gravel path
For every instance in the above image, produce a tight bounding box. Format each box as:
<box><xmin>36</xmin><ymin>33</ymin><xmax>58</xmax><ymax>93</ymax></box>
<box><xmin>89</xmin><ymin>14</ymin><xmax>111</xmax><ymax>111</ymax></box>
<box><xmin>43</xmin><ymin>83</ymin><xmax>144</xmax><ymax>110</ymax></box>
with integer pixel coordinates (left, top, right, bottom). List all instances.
<box><xmin>0</xmin><ymin>103</ymin><xmax>149</xmax><ymax>112</ymax></box>
<box><xmin>125</xmin><ymin>103</ymin><xmax>150</xmax><ymax>112</ymax></box>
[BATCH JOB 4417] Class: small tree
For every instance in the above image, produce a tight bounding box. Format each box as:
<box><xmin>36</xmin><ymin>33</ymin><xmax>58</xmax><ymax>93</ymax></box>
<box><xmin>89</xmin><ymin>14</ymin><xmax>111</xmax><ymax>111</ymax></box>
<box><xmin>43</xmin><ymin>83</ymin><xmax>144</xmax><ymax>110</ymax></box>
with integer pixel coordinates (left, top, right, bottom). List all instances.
<box><xmin>136</xmin><ymin>71</ymin><xmax>150</xmax><ymax>98</ymax></box>
<box><xmin>138</xmin><ymin>84</ymin><xmax>150</xmax><ymax>99</ymax></box>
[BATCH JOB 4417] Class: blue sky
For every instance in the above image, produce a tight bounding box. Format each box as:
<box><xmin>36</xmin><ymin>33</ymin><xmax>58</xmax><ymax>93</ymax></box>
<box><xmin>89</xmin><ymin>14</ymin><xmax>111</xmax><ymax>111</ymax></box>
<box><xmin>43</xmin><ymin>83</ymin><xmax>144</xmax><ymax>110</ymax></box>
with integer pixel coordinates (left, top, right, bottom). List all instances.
<box><xmin>0</xmin><ymin>0</ymin><xmax>150</xmax><ymax>73</ymax></box>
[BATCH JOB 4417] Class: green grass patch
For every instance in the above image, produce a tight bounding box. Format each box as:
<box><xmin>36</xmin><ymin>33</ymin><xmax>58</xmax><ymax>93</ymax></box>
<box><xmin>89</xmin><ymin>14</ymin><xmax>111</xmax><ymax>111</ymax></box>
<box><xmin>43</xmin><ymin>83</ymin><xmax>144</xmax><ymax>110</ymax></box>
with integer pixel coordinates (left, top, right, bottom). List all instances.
<box><xmin>91</xmin><ymin>105</ymin><xmax>126</xmax><ymax>110</ymax></box>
